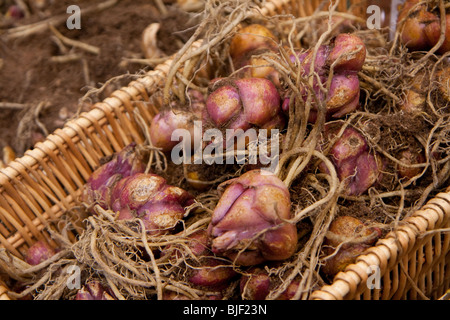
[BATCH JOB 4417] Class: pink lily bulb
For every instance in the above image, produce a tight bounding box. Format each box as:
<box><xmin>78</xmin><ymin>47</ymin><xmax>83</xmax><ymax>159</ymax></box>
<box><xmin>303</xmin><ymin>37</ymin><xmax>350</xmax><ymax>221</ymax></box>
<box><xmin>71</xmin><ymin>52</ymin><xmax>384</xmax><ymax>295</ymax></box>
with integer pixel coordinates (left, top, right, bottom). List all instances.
<box><xmin>110</xmin><ymin>173</ymin><xmax>194</xmax><ymax>235</ymax></box>
<box><xmin>205</xmin><ymin>77</ymin><xmax>285</xmax><ymax>132</ymax></box>
<box><xmin>81</xmin><ymin>143</ymin><xmax>145</xmax><ymax>212</ymax></box>
<box><xmin>207</xmin><ymin>170</ymin><xmax>298</xmax><ymax>266</ymax></box>
<box><xmin>319</xmin><ymin>122</ymin><xmax>383</xmax><ymax>196</ymax></box>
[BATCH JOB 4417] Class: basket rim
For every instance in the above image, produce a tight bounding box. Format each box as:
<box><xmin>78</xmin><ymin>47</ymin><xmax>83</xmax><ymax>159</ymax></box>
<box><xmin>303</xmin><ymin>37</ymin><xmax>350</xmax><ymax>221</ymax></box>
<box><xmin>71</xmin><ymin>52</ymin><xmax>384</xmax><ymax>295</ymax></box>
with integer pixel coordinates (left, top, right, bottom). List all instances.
<box><xmin>310</xmin><ymin>189</ymin><xmax>450</xmax><ymax>300</ymax></box>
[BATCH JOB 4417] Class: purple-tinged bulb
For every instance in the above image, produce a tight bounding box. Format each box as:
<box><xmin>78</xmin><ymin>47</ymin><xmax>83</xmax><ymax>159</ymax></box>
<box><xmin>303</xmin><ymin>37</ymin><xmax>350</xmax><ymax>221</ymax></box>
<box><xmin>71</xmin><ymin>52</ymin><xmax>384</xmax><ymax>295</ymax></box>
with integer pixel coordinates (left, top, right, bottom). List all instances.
<box><xmin>149</xmin><ymin>109</ymin><xmax>195</xmax><ymax>153</ymax></box>
<box><xmin>149</xmin><ymin>89</ymin><xmax>206</xmax><ymax>153</ymax></box>
<box><xmin>327</xmin><ymin>33</ymin><xmax>366</xmax><ymax>72</ymax></box>
<box><xmin>185</xmin><ymin>230</ymin><xmax>237</xmax><ymax>290</ymax></box>
<box><xmin>75</xmin><ymin>281</ymin><xmax>115</xmax><ymax>300</ymax></box>
<box><xmin>5</xmin><ymin>5</ymin><xmax>24</xmax><ymax>19</ymax></box>
<box><xmin>25</xmin><ymin>241</ymin><xmax>56</xmax><ymax>266</ymax></box>
<box><xmin>306</xmin><ymin>71</ymin><xmax>361</xmax><ymax>122</ymax></box>
<box><xmin>205</xmin><ymin>78</ymin><xmax>284</xmax><ymax>132</ymax></box>
<box><xmin>161</xmin><ymin>230</ymin><xmax>238</xmax><ymax>290</ymax></box>
<box><xmin>240</xmin><ymin>267</ymin><xmax>300</xmax><ymax>300</ymax></box>
<box><xmin>424</xmin><ymin>14</ymin><xmax>450</xmax><ymax>54</ymax></box>
<box><xmin>207</xmin><ymin>170</ymin><xmax>298</xmax><ymax>266</ymax></box>
<box><xmin>187</xmin><ymin>257</ymin><xmax>238</xmax><ymax>290</ymax></box>
<box><xmin>326</xmin><ymin>72</ymin><xmax>361</xmax><ymax>117</ymax></box>
<box><xmin>296</xmin><ymin>45</ymin><xmax>330</xmax><ymax>76</ymax></box>
<box><xmin>81</xmin><ymin>143</ymin><xmax>145</xmax><ymax>211</ymax></box>
<box><xmin>319</xmin><ymin>123</ymin><xmax>382</xmax><ymax>196</ymax></box>
<box><xmin>282</xmin><ymin>35</ymin><xmax>364</xmax><ymax>121</ymax></box>
<box><xmin>240</xmin><ymin>268</ymin><xmax>271</xmax><ymax>300</ymax></box>
<box><xmin>111</xmin><ymin>173</ymin><xmax>194</xmax><ymax>235</ymax></box>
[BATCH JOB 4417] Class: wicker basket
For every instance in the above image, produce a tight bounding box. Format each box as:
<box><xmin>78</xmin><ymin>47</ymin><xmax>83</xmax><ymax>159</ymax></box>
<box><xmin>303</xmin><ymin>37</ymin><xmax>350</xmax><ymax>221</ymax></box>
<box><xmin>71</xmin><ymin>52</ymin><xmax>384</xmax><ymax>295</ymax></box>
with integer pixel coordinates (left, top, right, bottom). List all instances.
<box><xmin>0</xmin><ymin>0</ymin><xmax>448</xmax><ymax>300</ymax></box>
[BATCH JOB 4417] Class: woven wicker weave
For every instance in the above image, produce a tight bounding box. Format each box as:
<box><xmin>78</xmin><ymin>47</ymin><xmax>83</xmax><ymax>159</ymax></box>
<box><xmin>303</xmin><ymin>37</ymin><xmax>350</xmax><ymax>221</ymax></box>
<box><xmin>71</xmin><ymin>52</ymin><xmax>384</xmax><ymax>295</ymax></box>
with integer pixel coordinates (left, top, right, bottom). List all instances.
<box><xmin>311</xmin><ymin>190</ymin><xmax>450</xmax><ymax>300</ymax></box>
<box><xmin>0</xmin><ymin>0</ymin><xmax>448</xmax><ymax>300</ymax></box>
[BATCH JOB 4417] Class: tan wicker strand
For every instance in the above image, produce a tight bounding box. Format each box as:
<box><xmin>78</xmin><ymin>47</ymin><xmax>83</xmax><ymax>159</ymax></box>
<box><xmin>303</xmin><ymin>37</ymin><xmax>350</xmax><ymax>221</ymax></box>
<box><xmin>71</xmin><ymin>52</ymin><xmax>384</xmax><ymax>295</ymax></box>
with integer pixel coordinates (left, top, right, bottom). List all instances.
<box><xmin>35</xmin><ymin>142</ymin><xmax>77</xmax><ymax>195</ymax></box>
<box><xmin>0</xmin><ymin>184</ymin><xmax>57</xmax><ymax>250</ymax></box>
<box><xmin>388</xmin><ymin>258</ymin><xmax>404</xmax><ymax>299</ymax></box>
<box><xmin>332</xmin><ymin>269</ymin><xmax>364</xmax><ymax>299</ymax></box>
<box><xmin>0</xmin><ymin>180</ymin><xmax>45</xmax><ymax>243</ymax></box>
<box><xmin>43</xmin><ymin>135</ymin><xmax>85</xmax><ymax>189</ymax></box>
<box><xmin>4</xmin><ymin>194</ymin><xmax>79</xmax><ymax>257</ymax></box>
<box><xmin>311</xmin><ymin>188</ymin><xmax>450</xmax><ymax>300</ymax></box>
<box><xmin>134</xmin><ymin>99</ymin><xmax>155</xmax><ymax>126</ymax></box>
<box><xmin>418</xmin><ymin>203</ymin><xmax>446</xmax><ymax>229</ymax></box>
<box><xmin>16</xmin><ymin>157</ymin><xmax>65</xmax><ymax>209</ymax></box>
<box><xmin>63</xmin><ymin>121</ymin><xmax>103</xmax><ymax>170</ymax></box>
<box><xmin>406</xmin><ymin>215</ymin><xmax>437</xmax><ymax>240</ymax></box>
<box><xmin>58</xmin><ymin>128</ymin><xmax>100</xmax><ymax>178</ymax></box>
<box><xmin>326</xmin><ymin>278</ymin><xmax>355</xmax><ymax>300</ymax></box>
<box><xmin>24</xmin><ymin>151</ymin><xmax>72</xmax><ymax>212</ymax></box>
<box><xmin>390</xmin><ymin>261</ymin><xmax>401</xmax><ymax>299</ymax></box>
<box><xmin>0</xmin><ymin>193</ymin><xmax>35</xmax><ymax>248</ymax></box>
<box><xmin>410</xmin><ymin>247</ymin><xmax>421</xmax><ymax>300</ymax></box>
<box><xmin>133</xmin><ymin>98</ymin><xmax>154</xmax><ymax>127</ymax></box>
<box><xmin>99</xmin><ymin>97</ymin><xmax>140</xmax><ymax>149</ymax></box>
<box><xmin>0</xmin><ymin>212</ymin><xmax>11</xmax><ymax>238</ymax></box>
<box><xmin>390</xmin><ymin>224</ymin><xmax>420</xmax><ymax>254</ymax></box>
<box><xmin>361</xmin><ymin>242</ymin><xmax>391</xmax><ymax>274</ymax></box>
<box><xmin>0</xmin><ymin>232</ymin><xmax>22</xmax><ymax>258</ymax></box>
<box><xmin>9</xmin><ymin>175</ymin><xmax>57</xmax><ymax>232</ymax></box>
<box><xmin>419</xmin><ymin>235</ymin><xmax>448</xmax><ymax>297</ymax></box>
<box><xmin>96</xmin><ymin>95</ymin><xmax>141</xmax><ymax>148</ymax></box>
<box><xmin>96</xmin><ymin>104</ymin><xmax>130</xmax><ymax>151</ymax></box>
<box><xmin>91</xmin><ymin>102</ymin><xmax>130</xmax><ymax>152</ymax></box>
<box><xmin>130</xmin><ymin>79</ymin><xmax>151</xmax><ymax>103</ymax></box>
<box><xmin>377</xmin><ymin>238</ymin><xmax>400</xmax><ymax>270</ymax></box>
<box><xmin>308</xmin><ymin>287</ymin><xmax>338</xmax><ymax>300</ymax></box>
<box><xmin>48</xmin><ymin>130</ymin><xmax>92</xmax><ymax>182</ymax></box>
<box><xmin>79</xmin><ymin>112</ymin><xmax>115</xmax><ymax>157</ymax></box>
<box><xmin>311</xmin><ymin>259</ymin><xmax>372</xmax><ymax>300</ymax></box>
<box><xmin>8</xmin><ymin>160</ymin><xmax>58</xmax><ymax>217</ymax></box>
<box><xmin>112</xmin><ymin>87</ymin><xmax>146</xmax><ymax>121</ymax></box>
<box><xmin>66</xmin><ymin>113</ymin><xmax>111</xmax><ymax>159</ymax></box>
<box><xmin>435</xmin><ymin>192</ymin><xmax>450</xmax><ymax>208</ymax></box>
<box><xmin>7</xmin><ymin>181</ymin><xmax>51</xmax><ymax>239</ymax></box>
<box><xmin>104</xmin><ymin>92</ymin><xmax>145</xmax><ymax>146</ymax></box>
<box><xmin>381</xmin><ymin>267</ymin><xmax>391</xmax><ymax>300</ymax></box>
<box><xmin>433</xmin><ymin>233</ymin><xmax>443</xmax><ymax>294</ymax></box>
<box><xmin>0</xmin><ymin>173</ymin><xmax>35</xmax><ymax>227</ymax></box>
<box><xmin>0</xmin><ymin>170</ymin><xmax>43</xmax><ymax>227</ymax></box>
<box><xmin>49</xmin><ymin>128</ymin><xmax>111</xmax><ymax>188</ymax></box>
<box><xmin>66</xmin><ymin>110</ymin><xmax>113</xmax><ymax>162</ymax></box>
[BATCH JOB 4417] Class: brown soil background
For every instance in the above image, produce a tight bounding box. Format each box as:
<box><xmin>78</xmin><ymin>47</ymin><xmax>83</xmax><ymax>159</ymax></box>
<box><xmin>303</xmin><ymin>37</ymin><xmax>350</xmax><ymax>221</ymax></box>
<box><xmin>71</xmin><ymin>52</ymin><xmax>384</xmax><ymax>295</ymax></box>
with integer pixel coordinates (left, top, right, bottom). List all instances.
<box><xmin>0</xmin><ymin>0</ymin><xmax>197</xmax><ymax>162</ymax></box>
